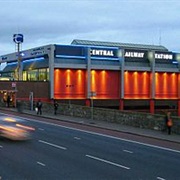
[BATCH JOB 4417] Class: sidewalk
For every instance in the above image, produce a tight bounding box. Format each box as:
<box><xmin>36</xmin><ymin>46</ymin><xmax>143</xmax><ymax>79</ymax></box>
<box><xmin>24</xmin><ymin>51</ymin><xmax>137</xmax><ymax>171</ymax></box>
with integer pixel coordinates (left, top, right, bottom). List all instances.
<box><xmin>1</xmin><ymin>107</ymin><xmax>180</xmax><ymax>144</ymax></box>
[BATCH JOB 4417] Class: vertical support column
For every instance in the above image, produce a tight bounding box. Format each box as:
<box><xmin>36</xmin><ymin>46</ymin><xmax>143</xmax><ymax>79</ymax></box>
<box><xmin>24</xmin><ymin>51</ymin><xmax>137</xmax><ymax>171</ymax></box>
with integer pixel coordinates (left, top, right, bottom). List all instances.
<box><xmin>85</xmin><ymin>99</ymin><xmax>91</xmax><ymax>107</ymax></box>
<box><xmin>178</xmin><ymin>100</ymin><xmax>180</xmax><ymax>116</ymax></box>
<box><xmin>86</xmin><ymin>47</ymin><xmax>91</xmax><ymax>106</ymax></box>
<box><xmin>119</xmin><ymin>49</ymin><xmax>124</xmax><ymax>110</ymax></box>
<box><xmin>150</xmin><ymin>70</ymin><xmax>155</xmax><ymax>114</ymax></box>
<box><xmin>178</xmin><ymin>73</ymin><xmax>180</xmax><ymax>116</ymax></box>
<box><xmin>150</xmin><ymin>99</ymin><xmax>155</xmax><ymax>114</ymax></box>
<box><xmin>119</xmin><ymin>99</ymin><xmax>124</xmax><ymax>110</ymax></box>
<box><xmin>149</xmin><ymin>51</ymin><xmax>155</xmax><ymax>114</ymax></box>
<box><xmin>48</xmin><ymin>45</ymin><xmax>55</xmax><ymax>99</ymax></box>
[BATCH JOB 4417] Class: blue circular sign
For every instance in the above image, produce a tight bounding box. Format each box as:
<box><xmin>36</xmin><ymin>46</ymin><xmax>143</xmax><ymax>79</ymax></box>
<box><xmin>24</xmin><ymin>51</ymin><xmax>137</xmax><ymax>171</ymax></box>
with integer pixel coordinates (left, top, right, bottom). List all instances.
<box><xmin>13</xmin><ymin>34</ymin><xmax>23</xmax><ymax>44</ymax></box>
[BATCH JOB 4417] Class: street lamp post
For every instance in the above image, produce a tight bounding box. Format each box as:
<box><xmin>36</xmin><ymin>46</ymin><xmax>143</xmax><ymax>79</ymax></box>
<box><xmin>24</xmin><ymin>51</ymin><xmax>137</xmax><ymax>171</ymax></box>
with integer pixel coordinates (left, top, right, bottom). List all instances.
<box><xmin>13</xmin><ymin>34</ymin><xmax>23</xmax><ymax>80</ymax></box>
<box><xmin>90</xmin><ymin>91</ymin><xmax>96</xmax><ymax>120</ymax></box>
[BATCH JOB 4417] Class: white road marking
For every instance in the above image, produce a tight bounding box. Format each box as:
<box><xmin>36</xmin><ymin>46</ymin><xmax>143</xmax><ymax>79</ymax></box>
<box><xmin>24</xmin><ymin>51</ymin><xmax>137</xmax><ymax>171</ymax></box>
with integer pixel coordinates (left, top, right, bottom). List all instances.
<box><xmin>123</xmin><ymin>149</ymin><xmax>133</xmax><ymax>154</ymax></box>
<box><xmin>74</xmin><ymin>137</ymin><xmax>81</xmax><ymax>140</ymax></box>
<box><xmin>37</xmin><ymin>161</ymin><xmax>46</xmax><ymax>167</ymax></box>
<box><xmin>157</xmin><ymin>177</ymin><xmax>166</xmax><ymax>180</ymax></box>
<box><xmin>39</xmin><ymin>140</ymin><xmax>67</xmax><ymax>150</ymax></box>
<box><xmin>0</xmin><ymin>145</ymin><xmax>3</xmax><ymax>148</ymax></box>
<box><xmin>2</xmin><ymin>112</ymin><xmax>180</xmax><ymax>154</ymax></box>
<box><xmin>86</xmin><ymin>154</ymin><xmax>130</xmax><ymax>170</ymax></box>
<box><xmin>38</xmin><ymin>128</ymin><xmax>44</xmax><ymax>131</ymax></box>
<box><xmin>35</xmin><ymin>121</ymin><xmax>180</xmax><ymax>154</ymax></box>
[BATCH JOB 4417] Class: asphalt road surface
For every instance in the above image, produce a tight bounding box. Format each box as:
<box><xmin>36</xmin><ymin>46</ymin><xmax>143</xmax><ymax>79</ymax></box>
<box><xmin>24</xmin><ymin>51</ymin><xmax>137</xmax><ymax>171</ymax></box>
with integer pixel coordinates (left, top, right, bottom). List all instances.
<box><xmin>0</xmin><ymin>113</ymin><xmax>180</xmax><ymax>180</ymax></box>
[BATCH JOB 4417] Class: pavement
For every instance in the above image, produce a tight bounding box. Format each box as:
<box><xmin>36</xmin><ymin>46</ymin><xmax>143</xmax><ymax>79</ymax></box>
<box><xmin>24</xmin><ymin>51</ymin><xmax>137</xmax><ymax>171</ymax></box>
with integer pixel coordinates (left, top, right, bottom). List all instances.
<box><xmin>1</xmin><ymin>107</ymin><xmax>180</xmax><ymax>144</ymax></box>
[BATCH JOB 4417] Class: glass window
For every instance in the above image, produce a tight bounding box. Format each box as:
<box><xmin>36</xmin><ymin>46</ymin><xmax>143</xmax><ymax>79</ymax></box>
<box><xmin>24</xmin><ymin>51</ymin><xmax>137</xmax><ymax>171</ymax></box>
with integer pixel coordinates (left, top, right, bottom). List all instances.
<box><xmin>39</xmin><ymin>69</ymin><xmax>47</xmax><ymax>81</ymax></box>
<box><xmin>27</xmin><ymin>70</ymin><xmax>38</xmax><ymax>81</ymax></box>
<box><xmin>20</xmin><ymin>68</ymin><xmax>49</xmax><ymax>81</ymax></box>
<box><xmin>23</xmin><ymin>71</ymin><xmax>27</xmax><ymax>81</ymax></box>
<box><xmin>47</xmin><ymin>68</ymin><xmax>49</xmax><ymax>81</ymax></box>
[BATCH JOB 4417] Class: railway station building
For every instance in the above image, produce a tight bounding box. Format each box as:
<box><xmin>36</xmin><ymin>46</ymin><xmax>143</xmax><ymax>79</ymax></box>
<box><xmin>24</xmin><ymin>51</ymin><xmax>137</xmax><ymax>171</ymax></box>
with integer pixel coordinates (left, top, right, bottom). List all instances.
<box><xmin>0</xmin><ymin>39</ymin><xmax>180</xmax><ymax>115</ymax></box>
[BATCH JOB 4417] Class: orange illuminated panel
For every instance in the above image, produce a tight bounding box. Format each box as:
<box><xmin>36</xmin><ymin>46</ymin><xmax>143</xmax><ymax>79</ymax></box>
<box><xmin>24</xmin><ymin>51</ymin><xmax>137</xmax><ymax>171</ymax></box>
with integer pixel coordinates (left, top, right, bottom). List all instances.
<box><xmin>91</xmin><ymin>70</ymin><xmax>120</xmax><ymax>99</ymax></box>
<box><xmin>54</xmin><ymin>69</ymin><xmax>86</xmax><ymax>99</ymax></box>
<box><xmin>124</xmin><ymin>71</ymin><xmax>150</xmax><ymax>99</ymax></box>
<box><xmin>155</xmin><ymin>72</ymin><xmax>178</xmax><ymax>99</ymax></box>
<box><xmin>178</xmin><ymin>74</ymin><xmax>180</xmax><ymax>98</ymax></box>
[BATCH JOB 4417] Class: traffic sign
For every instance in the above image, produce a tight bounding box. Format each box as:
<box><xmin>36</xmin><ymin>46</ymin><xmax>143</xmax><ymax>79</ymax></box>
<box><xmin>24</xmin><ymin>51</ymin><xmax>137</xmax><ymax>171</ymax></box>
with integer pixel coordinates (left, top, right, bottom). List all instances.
<box><xmin>13</xmin><ymin>34</ymin><xmax>24</xmax><ymax>44</ymax></box>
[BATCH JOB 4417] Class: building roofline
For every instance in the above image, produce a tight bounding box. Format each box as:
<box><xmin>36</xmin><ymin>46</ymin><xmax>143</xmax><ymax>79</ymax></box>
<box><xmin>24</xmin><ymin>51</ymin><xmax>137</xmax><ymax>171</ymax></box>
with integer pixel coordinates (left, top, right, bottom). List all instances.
<box><xmin>71</xmin><ymin>39</ymin><xmax>168</xmax><ymax>51</ymax></box>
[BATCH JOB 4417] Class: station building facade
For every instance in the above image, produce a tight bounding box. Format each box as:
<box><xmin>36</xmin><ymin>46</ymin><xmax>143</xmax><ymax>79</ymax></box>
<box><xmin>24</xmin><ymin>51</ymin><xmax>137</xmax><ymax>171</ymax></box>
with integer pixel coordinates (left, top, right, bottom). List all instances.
<box><xmin>0</xmin><ymin>39</ymin><xmax>180</xmax><ymax>115</ymax></box>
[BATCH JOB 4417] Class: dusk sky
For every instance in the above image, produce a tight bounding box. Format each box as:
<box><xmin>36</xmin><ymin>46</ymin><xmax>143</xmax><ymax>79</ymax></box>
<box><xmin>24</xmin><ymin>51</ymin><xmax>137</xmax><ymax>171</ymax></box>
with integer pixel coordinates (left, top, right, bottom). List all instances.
<box><xmin>0</xmin><ymin>0</ymin><xmax>180</xmax><ymax>56</ymax></box>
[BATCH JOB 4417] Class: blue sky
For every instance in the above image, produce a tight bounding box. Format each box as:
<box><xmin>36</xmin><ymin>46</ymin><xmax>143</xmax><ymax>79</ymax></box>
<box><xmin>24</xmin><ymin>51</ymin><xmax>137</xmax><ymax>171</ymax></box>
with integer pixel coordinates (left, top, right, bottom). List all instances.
<box><xmin>0</xmin><ymin>0</ymin><xmax>180</xmax><ymax>57</ymax></box>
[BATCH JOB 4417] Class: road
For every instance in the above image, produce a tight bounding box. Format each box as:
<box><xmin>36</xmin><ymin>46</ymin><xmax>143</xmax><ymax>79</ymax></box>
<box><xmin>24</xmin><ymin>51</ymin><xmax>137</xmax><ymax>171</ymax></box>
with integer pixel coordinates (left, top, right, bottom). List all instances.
<box><xmin>0</xmin><ymin>112</ymin><xmax>180</xmax><ymax>180</ymax></box>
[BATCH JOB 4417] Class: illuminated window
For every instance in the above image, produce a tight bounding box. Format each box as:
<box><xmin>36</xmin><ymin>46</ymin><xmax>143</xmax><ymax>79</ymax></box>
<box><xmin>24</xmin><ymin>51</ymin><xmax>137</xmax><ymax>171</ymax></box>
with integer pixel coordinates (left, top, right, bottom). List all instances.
<box><xmin>22</xmin><ymin>71</ymin><xmax>27</xmax><ymax>81</ymax></box>
<box><xmin>39</xmin><ymin>69</ymin><xmax>49</xmax><ymax>81</ymax></box>
<box><xmin>27</xmin><ymin>70</ymin><xmax>38</xmax><ymax>81</ymax></box>
<box><xmin>23</xmin><ymin>68</ymin><xmax>49</xmax><ymax>81</ymax></box>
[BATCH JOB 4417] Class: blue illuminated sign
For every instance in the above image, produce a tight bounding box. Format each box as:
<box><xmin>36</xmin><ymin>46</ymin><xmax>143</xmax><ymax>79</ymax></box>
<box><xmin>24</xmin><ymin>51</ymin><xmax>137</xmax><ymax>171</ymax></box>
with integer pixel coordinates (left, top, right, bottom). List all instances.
<box><xmin>13</xmin><ymin>34</ymin><xmax>24</xmax><ymax>44</ymax></box>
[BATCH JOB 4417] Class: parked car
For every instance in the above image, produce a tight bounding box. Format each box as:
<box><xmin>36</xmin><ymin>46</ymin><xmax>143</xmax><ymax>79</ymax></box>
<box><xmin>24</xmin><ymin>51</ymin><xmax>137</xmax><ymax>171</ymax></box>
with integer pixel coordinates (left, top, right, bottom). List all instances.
<box><xmin>0</xmin><ymin>115</ymin><xmax>35</xmax><ymax>140</ymax></box>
